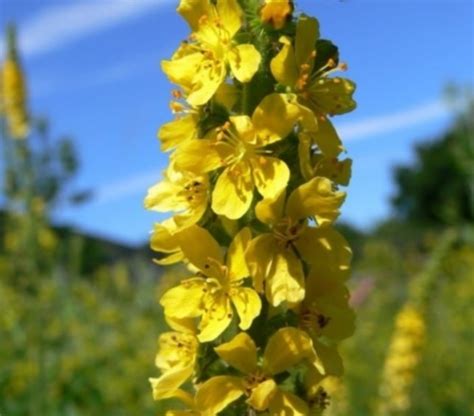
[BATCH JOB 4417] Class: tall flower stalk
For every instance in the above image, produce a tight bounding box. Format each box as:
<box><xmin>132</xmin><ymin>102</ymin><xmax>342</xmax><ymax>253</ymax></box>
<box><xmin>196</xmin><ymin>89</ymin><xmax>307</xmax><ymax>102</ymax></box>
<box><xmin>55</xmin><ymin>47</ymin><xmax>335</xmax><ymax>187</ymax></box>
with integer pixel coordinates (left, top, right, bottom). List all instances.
<box><xmin>376</xmin><ymin>230</ymin><xmax>457</xmax><ymax>415</ymax></box>
<box><xmin>146</xmin><ymin>0</ymin><xmax>357</xmax><ymax>414</ymax></box>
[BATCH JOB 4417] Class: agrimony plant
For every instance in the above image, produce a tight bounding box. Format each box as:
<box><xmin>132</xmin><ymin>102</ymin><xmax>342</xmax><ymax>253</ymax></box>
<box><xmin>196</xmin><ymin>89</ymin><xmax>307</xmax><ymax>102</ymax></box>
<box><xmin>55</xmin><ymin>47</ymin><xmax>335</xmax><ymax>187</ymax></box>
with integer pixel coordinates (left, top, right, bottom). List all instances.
<box><xmin>146</xmin><ymin>0</ymin><xmax>357</xmax><ymax>414</ymax></box>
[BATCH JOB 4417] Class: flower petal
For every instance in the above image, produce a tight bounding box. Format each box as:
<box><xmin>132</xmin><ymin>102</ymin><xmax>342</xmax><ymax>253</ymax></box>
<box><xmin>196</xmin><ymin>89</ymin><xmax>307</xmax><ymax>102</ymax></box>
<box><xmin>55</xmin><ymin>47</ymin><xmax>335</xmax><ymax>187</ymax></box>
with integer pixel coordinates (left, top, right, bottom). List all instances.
<box><xmin>160</xmin><ymin>278</ymin><xmax>207</xmax><ymax>318</ymax></box>
<box><xmin>214</xmin><ymin>332</ymin><xmax>258</xmax><ymax>374</ymax></box>
<box><xmin>176</xmin><ymin>225</ymin><xmax>224</xmax><ymax>274</ymax></box>
<box><xmin>173</xmin><ymin>139</ymin><xmax>223</xmax><ymax>173</ymax></box>
<box><xmin>268</xmin><ymin>390</ymin><xmax>309</xmax><ymax>416</ymax></box>
<box><xmin>178</xmin><ymin>0</ymin><xmax>214</xmax><ymax>31</ymax></box>
<box><xmin>212</xmin><ymin>164</ymin><xmax>254</xmax><ymax>219</ymax></box>
<box><xmin>252</xmin><ymin>156</ymin><xmax>289</xmax><ymax>199</ymax></box>
<box><xmin>187</xmin><ymin>61</ymin><xmax>226</xmax><ymax>106</ymax></box>
<box><xmin>294</xmin><ymin>226</ymin><xmax>352</xmax><ymax>281</ymax></box>
<box><xmin>286</xmin><ymin>176</ymin><xmax>346</xmax><ymax>224</ymax></box>
<box><xmin>198</xmin><ymin>292</ymin><xmax>233</xmax><ymax>342</ymax></box>
<box><xmin>161</xmin><ymin>52</ymin><xmax>203</xmax><ymax>91</ymax></box>
<box><xmin>295</xmin><ymin>15</ymin><xmax>319</xmax><ymax>69</ymax></box>
<box><xmin>263</xmin><ymin>327</ymin><xmax>315</xmax><ymax>375</ymax></box>
<box><xmin>252</xmin><ymin>93</ymin><xmax>301</xmax><ymax>145</ymax></box>
<box><xmin>196</xmin><ymin>376</ymin><xmax>246</xmax><ymax>414</ymax></box>
<box><xmin>311</xmin><ymin>115</ymin><xmax>343</xmax><ymax>157</ymax></box>
<box><xmin>231</xmin><ymin>287</ymin><xmax>262</xmax><ymax>330</ymax></box>
<box><xmin>312</xmin><ymin>339</ymin><xmax>344</xmax><ymax>377</ymax></box>
<box><xmin>228</xmin><ymin>44</ymin><xmax>261</xmax><ymax>83</ymax></box>
<box><xmin>158</xmin><ymin>114</ymin><xmax>198</xmax><ymax>152</ymax></box>
<box><xmin>149</xmin><ymin>365</ymin><xmax>193</xmax><ymax>400</ymax></box>
<box><xmin>144</xmin><ymin>178</ymin><xmax>184</xmax><ymax>213</ymax></box>
<box><xmin>245</xmin><ymin>233</ymin><xmax>276</xmax><ymax>293</ymax></box>
<box><xmin>270</xmin><ymin>37</ymin><xmax>298</xmax><ymax>87</ymax></box>
<box><xmin>227</xmin><ymin>227</ymin><xmax>252</xmax><ymax>280</ymax></box>
<box><xmin>247</xmin><ymin>379</ymin><xmax>278</xmax><ymax>411</ymax></box>
<box><xmin>216</xmin><ymin>0</ymin><xmax>242</xmax><ymax>37</ymax></box>
<box><xmin>255</xmin><ymin>190</ymin><xmax>286</xmax><ymax>226</ymax></box>
<box><xmin>308</xmin><ymin>76</ymin><xmax>357</xmax><ymax>116</ymax></box>
<box><xmin>266</xmin><ymin>249</ymin><xmax>305</xmax><ymax>307</ymax></box>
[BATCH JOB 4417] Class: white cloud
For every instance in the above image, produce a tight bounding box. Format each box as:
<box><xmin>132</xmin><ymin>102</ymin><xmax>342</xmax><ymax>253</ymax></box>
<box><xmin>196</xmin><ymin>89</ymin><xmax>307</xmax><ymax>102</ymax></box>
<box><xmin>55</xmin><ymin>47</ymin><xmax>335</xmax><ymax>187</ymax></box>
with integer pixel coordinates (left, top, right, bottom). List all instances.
<box><xmin>0</xmin><ymin>0</ymin><xmax>171</xmax><ymax>58</ymax></box>
<box><xmin>32</xmin><ymin>53</ymin><xmax>155</xmax><ymax>98</ymax></box>
<box><xmin>337</xmin><ymin>100</ymin><xmax>448</xmax><ymax>142</ymax></box>
<box><xmin>93</xmin><ymin>168</ymin><xmax>163</xmax><ymax>206</ymax></box>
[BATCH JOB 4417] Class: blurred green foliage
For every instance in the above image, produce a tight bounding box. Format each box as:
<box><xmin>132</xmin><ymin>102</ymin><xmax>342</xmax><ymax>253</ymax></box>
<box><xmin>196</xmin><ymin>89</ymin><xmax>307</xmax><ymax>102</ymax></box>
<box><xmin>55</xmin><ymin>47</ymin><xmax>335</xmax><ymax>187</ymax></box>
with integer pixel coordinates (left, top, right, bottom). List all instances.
<box><xmin>392</xmin><ymin>100</ymin><xmax>474</xmax><ymax>226</ymax></box>
<box><xmin>0</xmin><ymin>262</ymin><xmax>167</xmax><ymax>416</ymax></box>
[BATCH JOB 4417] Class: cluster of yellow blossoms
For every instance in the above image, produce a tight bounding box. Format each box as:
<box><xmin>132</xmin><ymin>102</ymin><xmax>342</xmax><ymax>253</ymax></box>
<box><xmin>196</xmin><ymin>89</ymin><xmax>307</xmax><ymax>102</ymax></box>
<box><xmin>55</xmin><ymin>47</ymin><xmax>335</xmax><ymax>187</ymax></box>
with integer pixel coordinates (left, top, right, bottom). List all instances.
<box><xmin>377</xmin><ymin>305</ymin><xmax>426</xmax><ymax>415</ymax></box>
<box><xmin>0</xmin><ymin>25</ymin><xmax>29</xmax><ymax>139</ymax></box>
<box><xmin>146</xmin><ymin>0</ymin><xmax>357</xmax><ymax>414</ymax></box>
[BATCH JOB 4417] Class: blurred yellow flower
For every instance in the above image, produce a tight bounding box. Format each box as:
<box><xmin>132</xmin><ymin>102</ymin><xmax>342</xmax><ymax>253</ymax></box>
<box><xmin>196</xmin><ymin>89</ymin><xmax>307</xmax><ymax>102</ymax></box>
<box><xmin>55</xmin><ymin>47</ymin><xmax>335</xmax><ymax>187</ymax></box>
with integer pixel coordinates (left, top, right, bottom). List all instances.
<box><xmin>260</xmin><ymin>0</ymin><xmax>293</xmax><ymax>29</ymax></box>
<box><xmin>377</xmin><ymin>304</ymin><xmax>426</xmax><ymax>415</ymax></box>
<box><xmin>1</xmin><ymin>26</ymin><xmax>29</xmax><ymax>139</ymax></box>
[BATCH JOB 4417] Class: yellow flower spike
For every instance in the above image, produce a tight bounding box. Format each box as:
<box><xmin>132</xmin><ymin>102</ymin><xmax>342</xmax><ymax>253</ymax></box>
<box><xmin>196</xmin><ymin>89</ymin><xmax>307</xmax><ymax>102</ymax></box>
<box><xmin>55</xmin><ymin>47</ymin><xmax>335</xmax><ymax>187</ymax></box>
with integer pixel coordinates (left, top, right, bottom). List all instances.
<box><xmin>197</xmin><ymin>328</ymin><xmax>315</xmax><ymax>414</ymax></box>
<box><xmin>260</xmin><ymin>0</ymin><xmax>293</xmax><ymax>29</ymax></box>
<box><xmin>1</xmin><ymin>27</ymin><xmax>29</xmax><ymax>139</ymax></box>
<box><xmin>149</xmin><ymin>1</ymin><xmax>357</xmax><ymax>412</ymax></box>
<box><xmin>145</xmin><ymin>166</ymin><xmax>209</xmax><ymax>231</ymax></box>
<box><xmin>160</xmin><ymin>226</ymin><xmax>261</xmax><ymax>342</ymax></box>
<box><xmin>162</xmin><ymin>0</ymin><xmax>261</xmax><ymax>106</ymax></box>
<box><xmin>246</xmin><ymin>177</ymin><xmax>346</xmax><ymax>306</ymax></box>
<box><xmin>377</xmin><ymin>304</ymin><xmax>426</xmax><ymax>415</ymax></box>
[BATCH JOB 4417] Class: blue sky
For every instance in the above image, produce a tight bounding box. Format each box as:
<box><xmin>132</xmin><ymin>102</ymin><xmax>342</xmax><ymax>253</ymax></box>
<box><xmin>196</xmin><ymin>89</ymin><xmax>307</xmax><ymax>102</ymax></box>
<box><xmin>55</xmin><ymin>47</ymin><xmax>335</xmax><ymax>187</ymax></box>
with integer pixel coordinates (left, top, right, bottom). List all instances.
<box><xmin>0</xmin><ymin>0</ymin><xmax>473</xmax><ymax>245</ymax></box>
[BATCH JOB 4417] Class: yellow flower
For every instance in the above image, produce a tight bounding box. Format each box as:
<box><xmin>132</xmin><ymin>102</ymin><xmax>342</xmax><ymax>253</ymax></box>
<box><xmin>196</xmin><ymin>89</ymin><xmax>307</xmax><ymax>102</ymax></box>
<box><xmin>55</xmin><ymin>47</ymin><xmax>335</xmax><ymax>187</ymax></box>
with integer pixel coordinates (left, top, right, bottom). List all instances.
<box><xmin>162</xmin><ymin>0</ymin><xmax>261</xmax><ymax>106</ymax></box>
<box><xmin>194</xmin><ymin>329</ymin><xmax>316</xmax><ymax>414</ymax></box>
<box><xmin>164</xmin><ymin>389</ymin><xmax>202</xmax><ymax>416</ymax></box>
<box><xmin>173</xmin><ymin>93</ymin><xmax>305</xmax><ymax>219</ymax></box>
<box><xmin>160</xmin><ymin>226</ymin><xmax>261</xmax><ymax>342</ymax></box>
<box><xmin>298</xmin><ymin>271</ymin><xmax>355</xmax><ymax>343</ymax></box>
<box><xmin>159</xmin><ymin>94</ymin><xmax>200</xmax><ymax>152</ymax></box>
<box><xmin>149</xmin><ymin>317</ymin><xmax>199</xmax><ymax>401</ymax></box>
<box><xmin>145</xmin><ymin>164</ymin><xmax>209</xmax><ymax>231</ymax></box>
<box><xmin>271</xmin><ymin>16</ymin><xmax>356</xmax><ymax>158</ymax></box>
<box><xmin>298</xmin><ymin>132</ymin><xmax>352</xmax><ymax>185</ymax></box>
<box><xmin>246</xmin><ymin>176</ymin><xmax>347</xmax><ymax>306</ymax></box>
<box><xmin>260</xmin><ymin>0</ymin><xmax>293</xmax><ymax>29</ymax></box>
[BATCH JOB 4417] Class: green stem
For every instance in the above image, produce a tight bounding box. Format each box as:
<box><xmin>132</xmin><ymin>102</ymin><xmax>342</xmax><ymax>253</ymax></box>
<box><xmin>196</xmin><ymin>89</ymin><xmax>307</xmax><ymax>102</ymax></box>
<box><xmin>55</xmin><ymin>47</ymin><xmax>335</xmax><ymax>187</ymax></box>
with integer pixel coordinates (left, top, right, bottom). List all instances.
<box><xmin>241</xmin><ymin>82</ymin><xmax>251</xmax><ymax>115</ymax></box>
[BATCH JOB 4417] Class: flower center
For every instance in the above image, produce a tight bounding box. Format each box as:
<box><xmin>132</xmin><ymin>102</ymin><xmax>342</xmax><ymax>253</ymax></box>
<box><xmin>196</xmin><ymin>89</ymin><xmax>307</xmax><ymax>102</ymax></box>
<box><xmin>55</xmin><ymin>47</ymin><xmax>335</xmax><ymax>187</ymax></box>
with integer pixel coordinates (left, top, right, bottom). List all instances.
<box><xmin>181</xmin><ymin>179</ymin><xmax>206</xmax><ymax>207</ymax></box>
<box><xmin>273</xmin><ymin>217</ymin><xmax>304</xmax><ymax>249</ymax></box>
<box><xmin>244</xmin><ymin>370</ymin><xmax>268</xmax><ymax>394</ymax></box>
<box><xmin>300</xmin><ymin>305</ymin><xmax>331</xmax><ymax>332</ymax></box>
